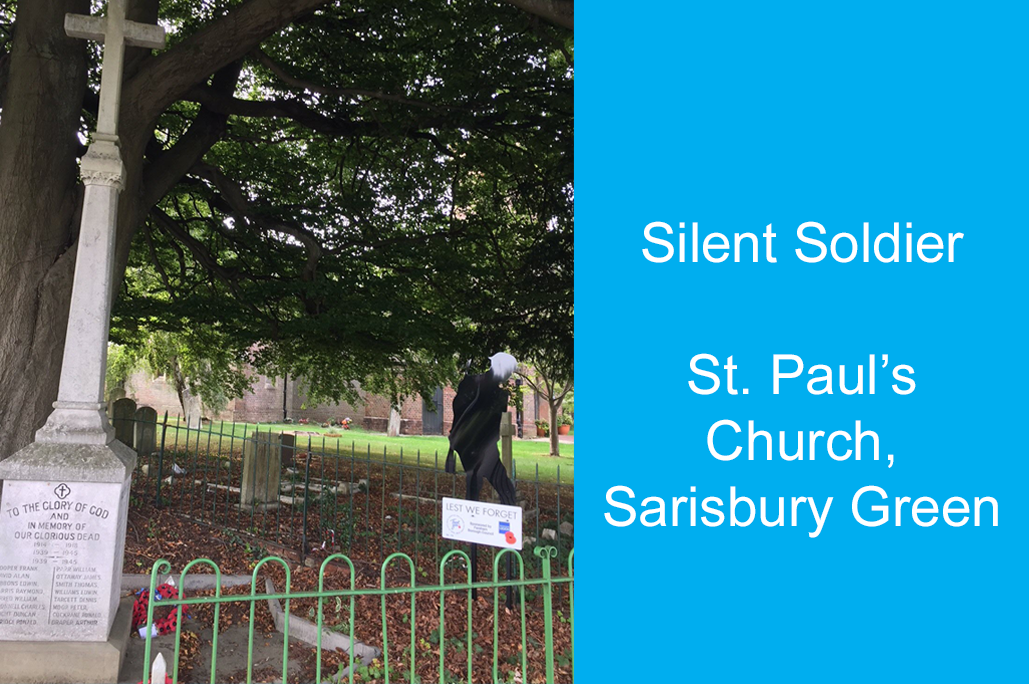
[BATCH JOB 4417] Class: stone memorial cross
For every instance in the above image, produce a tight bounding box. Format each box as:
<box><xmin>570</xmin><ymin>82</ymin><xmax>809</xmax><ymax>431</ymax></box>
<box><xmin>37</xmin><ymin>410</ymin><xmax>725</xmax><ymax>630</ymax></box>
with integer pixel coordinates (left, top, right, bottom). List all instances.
<box><xmin>0</xmin><ymin>5</ymin><xmax>165</xmax><ymax>680</ymax></box>
<box><xmin>30</xmin><ymin>2</ymin><xmax>165</xmax><ymax>445</ymax></box>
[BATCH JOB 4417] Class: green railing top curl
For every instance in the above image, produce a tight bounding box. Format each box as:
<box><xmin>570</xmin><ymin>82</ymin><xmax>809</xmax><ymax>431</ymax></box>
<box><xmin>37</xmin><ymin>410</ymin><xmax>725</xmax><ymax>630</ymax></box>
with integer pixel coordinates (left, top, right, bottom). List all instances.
<box><xmin>534</xmin><ymin>545</ymin><xmax>558</xmax><ymax>559</ymax></box>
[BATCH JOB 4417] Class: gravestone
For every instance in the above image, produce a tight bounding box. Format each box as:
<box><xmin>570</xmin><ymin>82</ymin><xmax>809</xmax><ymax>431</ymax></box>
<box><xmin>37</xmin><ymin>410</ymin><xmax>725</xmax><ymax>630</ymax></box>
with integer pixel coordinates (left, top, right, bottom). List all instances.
<box><xmin>280</xmin><ymin>431</ymin><xmax>297</xmax><ymax>465</ymax></box>
<box><xmin>183</xmin><ymin>392</ymin><xmax>202</xmax><ymax>429</ymax></box>
<box><xmin>106</xmin><ymin>387</ymin><xmax>126</xmax><ymax>418</ymax></box>
<box><xmin>134</xmin><ymin>406</ymin><xmax>158</xmax><ymax>457</ymax></box>
<box><xmin>111</xmin><ymin>397</ymin><xmax>136</xmax><ymax>449</ymax></box>
<box><xmin>387</xmin><ymin>407</ymin><xmax>402</xmax><ymax>436</ymax></box>
<box><xmin>240</xmin><ymin>431</ymin><xmax>281</xmax><ymax>508</ymax></box>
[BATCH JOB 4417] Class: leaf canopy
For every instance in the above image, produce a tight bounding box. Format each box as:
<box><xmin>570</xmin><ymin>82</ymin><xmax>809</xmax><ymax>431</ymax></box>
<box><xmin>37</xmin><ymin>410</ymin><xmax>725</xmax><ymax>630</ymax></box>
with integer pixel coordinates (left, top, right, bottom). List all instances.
<box><xmin>111</xmin><ymin>0</ymin><xmax>573</xmax><ymax>406</ymax></box>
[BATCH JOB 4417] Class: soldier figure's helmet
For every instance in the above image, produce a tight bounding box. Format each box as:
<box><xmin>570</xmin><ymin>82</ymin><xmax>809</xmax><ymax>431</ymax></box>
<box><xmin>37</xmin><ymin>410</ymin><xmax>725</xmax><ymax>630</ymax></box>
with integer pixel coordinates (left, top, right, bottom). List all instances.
<box><xmin>489</xmin><ymin>352</ymin><xmax>517</xmax><ymax>382</ymax></box>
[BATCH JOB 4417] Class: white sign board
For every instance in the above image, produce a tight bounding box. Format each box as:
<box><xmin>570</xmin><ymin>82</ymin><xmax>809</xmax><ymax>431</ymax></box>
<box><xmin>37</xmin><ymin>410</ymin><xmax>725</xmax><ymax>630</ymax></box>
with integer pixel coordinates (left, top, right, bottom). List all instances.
<box><xmin>441</xmin><ymin>497</ymin><xmax>523</xmax><ymax>550</ymax></box>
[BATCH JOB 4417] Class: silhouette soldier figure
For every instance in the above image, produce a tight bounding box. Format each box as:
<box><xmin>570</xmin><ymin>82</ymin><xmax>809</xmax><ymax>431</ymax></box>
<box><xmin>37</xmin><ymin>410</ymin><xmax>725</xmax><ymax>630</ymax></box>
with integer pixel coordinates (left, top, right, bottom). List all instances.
<box><xmin>445</xmin><ymin>352</ymin><xmax>518</xmax><ymax>505</ymax></box>
<box><xmin>444</xmin><ymin>352</ymin><xmax>519</xmax><ymax>604</ymax></box>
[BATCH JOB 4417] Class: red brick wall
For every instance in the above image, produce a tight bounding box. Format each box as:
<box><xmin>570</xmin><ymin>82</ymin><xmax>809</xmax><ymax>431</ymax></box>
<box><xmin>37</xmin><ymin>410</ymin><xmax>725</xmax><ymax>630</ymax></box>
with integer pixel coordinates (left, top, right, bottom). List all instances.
<box><xmin>362</xmin><ymin>394</ymin><xmax>427</xmax><ymax>434</ymax></box>
<box><xmin>231</xmin><ymin>374</ymin><xmax>288</xmax><ymax>423</ymax></box>
<box><xmin>436</xmin><ymin>383</ymin><xmax>539</xmax><ymax>438</ymax></box>
<box><xmin>231</xmin><ymin>375</ymin><xmax>364</xmax><ymax>425</ymax></box>
<box><xmin>125</xmin><ymin>372</ymin><xmax>541</xmax><ymax>437</ymax></box>
<box><xmin>518</xmin><ymin>386</ymin><xmax>539</xmax><ymax>438</ymax></box>
<box><xmin>124</xmin><ymin>371</ymin><xmax>236</xmax><ymax>422</ymax></box>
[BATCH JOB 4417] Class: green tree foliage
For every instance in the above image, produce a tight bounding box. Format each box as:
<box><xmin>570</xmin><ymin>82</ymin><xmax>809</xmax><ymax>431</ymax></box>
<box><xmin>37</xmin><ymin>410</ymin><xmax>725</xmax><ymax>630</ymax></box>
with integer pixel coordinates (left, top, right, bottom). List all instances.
<box><xmin>0</xmin><ymin>0</ymin><xmax>571</xmax><ymax>458</ymax></box>
<box><xmin>104</xmin><ymin>343</ymin><xmax>137</xmax><ymax>397</ymax></box>
<box><xmin>110</xmin><ymin>0</ymin><xmax>574</xmax><ymax>408</ymax></box>
<box><xmin>133</xmin><ymin>330</ymin><xmax>252</xmax><ymax>417</ymax></box>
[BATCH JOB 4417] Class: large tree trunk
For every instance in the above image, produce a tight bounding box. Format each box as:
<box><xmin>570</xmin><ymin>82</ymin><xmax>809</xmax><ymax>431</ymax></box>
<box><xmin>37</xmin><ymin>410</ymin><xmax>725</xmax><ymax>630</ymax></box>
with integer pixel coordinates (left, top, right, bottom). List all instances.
<box><xmin>0</xmin><ymin>0</ymin><xmax>91</xmax><ymax>460</ymax></box>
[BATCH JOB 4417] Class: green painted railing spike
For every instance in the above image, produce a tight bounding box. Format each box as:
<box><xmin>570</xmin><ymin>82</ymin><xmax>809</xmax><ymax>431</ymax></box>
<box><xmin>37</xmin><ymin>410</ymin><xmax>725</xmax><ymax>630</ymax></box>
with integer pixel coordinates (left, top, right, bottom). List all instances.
<box><xmin>142</xmin><ymin>558</ymin><xmax>172</xmax><ymax>684</ymax></box>
<box><xmin>492</xmin><ymin>549</ymin><xmax>528</xmax><ymax>683</ymax></box>
<box><xmin>438</xmin><ymin>549</ymin><xmax>472</xmax><ymax>684</ymax></box>
<box><xmin>249</xmin><ymin>556</ymin><xmax>292</xmax><ymax>684</ymax></box>
<box><xmin>535</xmin><ymin>546</ymin><xmax>558</xmax><ymax>683</ymax></box>
<box><xmin>175</xmin><ymin>558</ymin><xmax>223</xmax><ymax>684</ymax></box>
<box><xmin>569</xmin><ymin>548</ymin><xmax>575</xmax><ymax>682</ymax></box>
<box><xmin>380</xmin><ymin>552</ymin><xmax>417</xmax><ymax>684</ymax></box>
<box><xmin>318</xmin><ymin>553</ymin><xmax>357</xmax><ymax>684</ymax></box>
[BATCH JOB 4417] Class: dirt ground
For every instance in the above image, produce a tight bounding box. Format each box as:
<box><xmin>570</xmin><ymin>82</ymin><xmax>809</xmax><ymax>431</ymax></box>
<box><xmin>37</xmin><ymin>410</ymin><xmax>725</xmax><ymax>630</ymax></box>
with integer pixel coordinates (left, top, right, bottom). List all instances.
<box><xmin>120</xmin><ymin>623</ymin><xmax>306</xmax><ymax>684</ymax></box>
<box><xmin>117</xmin><ymin>471</ymin><xmax>573</xmax><ymax>683</ymax></box>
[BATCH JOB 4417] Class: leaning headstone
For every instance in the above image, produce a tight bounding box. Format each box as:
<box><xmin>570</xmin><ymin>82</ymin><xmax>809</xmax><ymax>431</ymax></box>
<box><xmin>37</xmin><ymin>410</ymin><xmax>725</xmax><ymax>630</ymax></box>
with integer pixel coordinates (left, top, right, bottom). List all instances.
<box><xmin>111</xmin><ymin>397</ymin><xmax>137</xmax><ymax>449</ymax></box>
<box><xmin>134</xmin><ymin>406</ymin><xmax>158</xmax><ymax>457</ymax></box>
<box><xmin>387</xmin><ymin>407</ymin><xmax>402</xmax><ymax>436</ymax></box>
<box><xmin>240</xmin><ymin>431</ymin><xmax>281</xmax><ymax>508</ymax></box>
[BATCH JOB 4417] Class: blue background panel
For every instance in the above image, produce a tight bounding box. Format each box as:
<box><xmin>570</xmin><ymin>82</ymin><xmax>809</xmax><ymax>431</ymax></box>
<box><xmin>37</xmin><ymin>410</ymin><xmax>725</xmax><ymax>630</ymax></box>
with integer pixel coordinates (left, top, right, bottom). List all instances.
<box><xmin>577</xmin><ymin>2</ymin><xmax>1027</xmax><ymax>680</ymax></box>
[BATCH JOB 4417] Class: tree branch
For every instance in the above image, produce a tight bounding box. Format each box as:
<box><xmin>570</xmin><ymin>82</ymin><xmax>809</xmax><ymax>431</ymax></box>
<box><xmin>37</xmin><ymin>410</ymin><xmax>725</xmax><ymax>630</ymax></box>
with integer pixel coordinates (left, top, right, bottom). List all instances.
<box><xmin>253</xmin><ymin>49</ymin><xmax>448</xmax><ymax>113</ymax></box>
<box><xmin>150</xmin><ymin>206</ymin><xmax>279</xmax><ymax>334</ymax></box>
<box><xmin>124</xmin><ymin>0</ymin><xmax>330</xmax><ymax>127</ymax></box>
<box><xmin>185</xmin><ymin>86</ymin><xmax>456</xmax><ymax>155</ymax></box>
<box><xmin>191</xmin><ymin>163</ymin><xmax>323</xmax><ymax>285</ymax></box>
<box><xmin>501</xmin><ymin>0</ymin><xmax>573</xmax><ymax>30</ymax></box>
<box><xmin>184</xmin><ymin>86</ymin><xmax>367</xmax><ymax>135</ymax></box>
<box><xmin>141</xmin><ymin>219</ymin><xmax>177</xmax><ymax>300</ymax></box>
<box><xmin>142</xmin><ymin>62</ymin><xmax>242</xmax><ymax>208</ymax></box>
<box><xmin>151</xmin><ymin>206</ymin><xmax>237</xmax><ymax>283</ymax></box>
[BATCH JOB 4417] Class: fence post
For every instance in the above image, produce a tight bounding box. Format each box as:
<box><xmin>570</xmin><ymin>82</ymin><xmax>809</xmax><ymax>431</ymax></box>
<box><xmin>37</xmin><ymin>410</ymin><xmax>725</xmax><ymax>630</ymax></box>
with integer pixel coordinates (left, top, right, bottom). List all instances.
<box><xmin>301</xmin><ymin>451</ymin><xmax>312</xmax><ymax>558</ymax></box>
<box><xmin>501</xmin><ymin>412</ymin><xmax>517</xmax><ymax>609</ymax></box>
<box><xmin>535</xmin><ymin>546</ymin><xmax>556</xmax><ymax>683</ymax></box>
<box><xmin>500</xmin><ymin>412</ymin><xmax>514</xmax><ymax>476</ymax></box>
<box><xmin>155</xmin><ymin>411</ymin><xmax>169</xmax><ymax>507</ymax></box>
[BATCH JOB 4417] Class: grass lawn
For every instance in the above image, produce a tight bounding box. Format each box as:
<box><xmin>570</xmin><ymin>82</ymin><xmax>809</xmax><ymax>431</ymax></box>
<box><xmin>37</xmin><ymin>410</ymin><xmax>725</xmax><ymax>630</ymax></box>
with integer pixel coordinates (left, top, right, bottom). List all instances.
<box><xmin>157</xmin><ymin>419</ymin><xmax>574</xmax><ymax>484</ymax></box>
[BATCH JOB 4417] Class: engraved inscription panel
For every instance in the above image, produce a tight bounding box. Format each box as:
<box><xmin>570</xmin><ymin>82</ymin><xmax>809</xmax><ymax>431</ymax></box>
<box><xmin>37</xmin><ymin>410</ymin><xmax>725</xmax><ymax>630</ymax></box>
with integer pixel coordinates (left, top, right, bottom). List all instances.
<box><xmin>0</xmin><ymin>480</ymin><xmax>121</xmax><ymax>640</ymax></box>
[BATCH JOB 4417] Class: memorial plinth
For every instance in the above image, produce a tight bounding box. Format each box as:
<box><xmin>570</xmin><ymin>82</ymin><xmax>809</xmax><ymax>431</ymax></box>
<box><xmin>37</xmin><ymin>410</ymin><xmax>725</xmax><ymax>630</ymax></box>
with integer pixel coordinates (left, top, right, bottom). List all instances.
<box><xmin>0</xmin><ymin>440</ymin><xmax>136</xmax><ymax>683</ymax></box>
<box><xmin>0</xmin><ymin>443</ymin><xmax>134</xmax><ymax>642</ymax></box>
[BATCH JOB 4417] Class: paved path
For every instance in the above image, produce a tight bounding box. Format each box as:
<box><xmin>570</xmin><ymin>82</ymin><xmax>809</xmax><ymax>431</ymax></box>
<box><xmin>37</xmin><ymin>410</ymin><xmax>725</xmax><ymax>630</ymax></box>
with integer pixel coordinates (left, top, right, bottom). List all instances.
<box><xmin>528</xmin><ymin>434</ymin><xmax>574</xmax><ymax>444</ymax></box>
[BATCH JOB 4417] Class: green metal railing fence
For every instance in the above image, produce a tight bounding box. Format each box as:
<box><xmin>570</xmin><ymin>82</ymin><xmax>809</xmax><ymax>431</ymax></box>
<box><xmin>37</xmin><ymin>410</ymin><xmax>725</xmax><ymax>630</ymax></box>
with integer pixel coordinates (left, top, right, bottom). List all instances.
<box><xmin>127</xmin><ymin>415</ymin><xmax>573</xmax><ymax>585</ymax></box>
<box><xmin>142</xmin><ymin>547</ymin><xmax>573</xmax><ymax>683</ymax></box>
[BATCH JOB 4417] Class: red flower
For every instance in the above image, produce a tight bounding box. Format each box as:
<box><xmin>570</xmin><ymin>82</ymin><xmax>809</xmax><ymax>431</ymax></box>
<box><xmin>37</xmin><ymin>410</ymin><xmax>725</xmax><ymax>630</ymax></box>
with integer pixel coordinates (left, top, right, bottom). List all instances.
<box><xmin>505</xmin><ymin>531</ymin><xmax>516</xmax><ymax>545</ymax></box>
